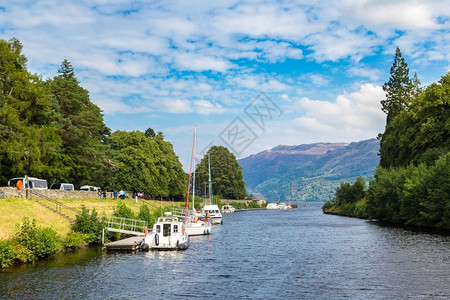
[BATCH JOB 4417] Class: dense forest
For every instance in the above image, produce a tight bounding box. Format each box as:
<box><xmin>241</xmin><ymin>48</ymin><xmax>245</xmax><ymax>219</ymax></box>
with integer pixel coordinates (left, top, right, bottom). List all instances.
<box><xmin>0</xmin><ymin>38</ymin><xmax>246</xmax><ymax>200</ymax></box>
<box><xmin>323</xmin><ymin>48</ymin><xmax>449</xmax><ymax>229</ymax></box>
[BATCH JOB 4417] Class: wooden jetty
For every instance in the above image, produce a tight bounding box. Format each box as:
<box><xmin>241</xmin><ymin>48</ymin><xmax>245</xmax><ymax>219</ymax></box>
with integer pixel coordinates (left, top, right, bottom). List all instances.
<box><xmin>104</xmin><ymin>236</ymin><xmax>145</xmax><ymax>251</ymax></box>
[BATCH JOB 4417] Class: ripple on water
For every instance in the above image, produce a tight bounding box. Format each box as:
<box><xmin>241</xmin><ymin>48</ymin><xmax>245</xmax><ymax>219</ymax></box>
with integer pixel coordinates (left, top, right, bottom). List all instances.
<box><xmin>1</xmin><ymin>203</ymin><xmax>449</xmax><ymax>299</ymax></box>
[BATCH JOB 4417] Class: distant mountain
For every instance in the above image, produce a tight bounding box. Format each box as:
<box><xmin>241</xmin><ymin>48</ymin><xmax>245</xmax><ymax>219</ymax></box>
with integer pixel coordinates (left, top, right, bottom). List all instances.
<box><xmin>238</xmin><ymin>138</ymin><xmax>380</xmax><ymax>202</ymax></box>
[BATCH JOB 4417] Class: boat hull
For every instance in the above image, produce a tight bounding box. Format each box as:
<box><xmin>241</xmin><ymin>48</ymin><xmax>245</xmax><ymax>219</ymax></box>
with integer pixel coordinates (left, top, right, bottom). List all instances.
<box><xmin>185</xmin><ymin>222</ymin><xmax>212</xmax><ymax>236</ymax></box>
<box><xmin>210</xmin><ymin>217</ymin><xmax>223</xmax><ymax>225</ymax></box>
<box><xmin>144</xmin><ymin>234</ymin><xmax>190</xmax><ymax>251</ymax></box>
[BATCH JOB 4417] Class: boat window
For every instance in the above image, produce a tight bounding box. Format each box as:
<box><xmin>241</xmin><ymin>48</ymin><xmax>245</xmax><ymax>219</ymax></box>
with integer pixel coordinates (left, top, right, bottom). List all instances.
<box><xmin>173</xmin><ymin>225</ymin><xmax>178</xmax><ymax>233</ymax></box>
<box><xmin>163</xmin><ymin>224</ymin><xmax>171</xmax><ymax>237</ymax></box>
<box><xmin>156</xmin><ymin>225</ymin><xmax>160</xmax><ymax>233</ymax></box>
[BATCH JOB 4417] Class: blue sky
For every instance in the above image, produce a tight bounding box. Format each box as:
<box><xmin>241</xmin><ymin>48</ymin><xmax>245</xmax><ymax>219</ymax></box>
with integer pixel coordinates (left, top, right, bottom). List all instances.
<box><xmin>1</xmin><ymin>0</ymin><xmax>449</xmax><ymax>169</ymax></box>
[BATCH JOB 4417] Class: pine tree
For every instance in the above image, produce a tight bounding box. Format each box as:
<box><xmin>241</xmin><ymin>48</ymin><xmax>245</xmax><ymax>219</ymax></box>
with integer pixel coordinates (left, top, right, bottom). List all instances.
<box><xmin>51</xmin><ymin>60</ymin><xmax>111</xmax><ymax>187</ymax></box>
<box><xmin>381</xmin><ymin>47</ymin><xmax>413</xmax><ymax>124</ymax></box>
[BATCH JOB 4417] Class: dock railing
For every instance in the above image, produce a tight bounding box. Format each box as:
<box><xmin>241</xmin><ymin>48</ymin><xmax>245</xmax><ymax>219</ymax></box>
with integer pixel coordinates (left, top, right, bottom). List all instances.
<box><xmin>101</xmin><ymin>215</ymin><xmax>149</xmax><ymax>236</ymax></box>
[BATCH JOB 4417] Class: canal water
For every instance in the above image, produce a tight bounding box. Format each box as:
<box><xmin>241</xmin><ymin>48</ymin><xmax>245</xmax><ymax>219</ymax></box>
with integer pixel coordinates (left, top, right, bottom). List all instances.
<box><xmin>1</xmin><ymin>203</ymin><xmax>449</xmax><ymax>299</ymax></box>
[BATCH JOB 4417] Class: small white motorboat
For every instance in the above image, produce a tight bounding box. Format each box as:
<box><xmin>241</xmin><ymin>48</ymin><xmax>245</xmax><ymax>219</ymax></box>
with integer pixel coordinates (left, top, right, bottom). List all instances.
<box><xmin>203</xmin><ymin>204</ymin><xmax>223</xmax><ymax>224</ymax></box>
<box><xmin>142</xmin><ymin>212</ymin><xmax>190</xmax><ymax>251</ymax></box>
<box><xmin>221</xmin><ymin>205</ymin><xmax>236</xmax><ymax>213</ymax></box>
<box><xmin>266</xmin><ymin>202</ymin><xmax>290</xmax><ymax>210</ymax></box>
<box><xmin>184</xmin><ymin>217</ymin><xmax>212</xmax><ymax>236</ymax></box>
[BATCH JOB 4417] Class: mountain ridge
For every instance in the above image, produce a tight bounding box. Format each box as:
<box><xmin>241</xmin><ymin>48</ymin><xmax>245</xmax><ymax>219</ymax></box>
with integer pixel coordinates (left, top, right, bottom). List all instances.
<box><xmin>238</xmin><ymin>138</ymin><xmax>380</xmax><ymax>202</ymax></box>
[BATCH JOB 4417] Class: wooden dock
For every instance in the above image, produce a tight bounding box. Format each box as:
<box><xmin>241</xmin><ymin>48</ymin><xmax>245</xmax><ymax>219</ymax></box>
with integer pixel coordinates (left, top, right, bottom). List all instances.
<box><xmin>104</xmin><ymin>236</ymin><xmax>145</xmax><ymax>251</ymax></box>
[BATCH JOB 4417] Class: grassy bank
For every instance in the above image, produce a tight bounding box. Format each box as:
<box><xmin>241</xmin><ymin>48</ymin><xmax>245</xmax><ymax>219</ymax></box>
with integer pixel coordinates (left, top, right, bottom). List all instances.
<box><xmin>0</xmin><ymin>197</ymin><xmax>178</xmax><ymax>240</ymax></box>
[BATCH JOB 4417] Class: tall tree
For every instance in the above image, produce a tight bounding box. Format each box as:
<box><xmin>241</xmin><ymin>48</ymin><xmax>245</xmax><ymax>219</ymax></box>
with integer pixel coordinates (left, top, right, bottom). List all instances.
<box><xmin>0</xmin><ymin>38</ymin><xmax>61</xmax><ymax>184</ymax></box>
<box><xmin>51</xmin><ymin>60</ymin><xmax>111</xmax><ymax>187</ymax></box>
<box><xmin>381</xmin><ymin>47</ymin><xmax>413</xmax><ymax>125</ymax></box>
<box><xmin>379</xmin><ymin>48</ymin><xmax>415</xmax><ymax>168</ymax></box>
<box><xmin>195</xmin><ymin>146</ymin><xmax>247</xmax><ymax>200</ymax></box>
<box><xmin>109</xmin><ymin>130</ymin><xmax>186</xmax><ymax>198</ymax></box>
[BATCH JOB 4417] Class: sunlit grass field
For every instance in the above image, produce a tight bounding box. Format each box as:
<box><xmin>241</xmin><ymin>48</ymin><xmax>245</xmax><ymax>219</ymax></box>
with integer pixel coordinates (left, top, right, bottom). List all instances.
<box><xmin>0</xmin><ymin>197</ymin><xmax>181</xmax><ymax>240</ymax></box>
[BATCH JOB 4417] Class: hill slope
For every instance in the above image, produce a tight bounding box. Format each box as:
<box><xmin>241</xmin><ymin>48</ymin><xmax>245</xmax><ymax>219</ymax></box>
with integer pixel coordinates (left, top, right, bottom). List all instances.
<box><xmin>238</xmin><ymin>139</ymin><xmax>380</xmax><ymax>202</ymax></box>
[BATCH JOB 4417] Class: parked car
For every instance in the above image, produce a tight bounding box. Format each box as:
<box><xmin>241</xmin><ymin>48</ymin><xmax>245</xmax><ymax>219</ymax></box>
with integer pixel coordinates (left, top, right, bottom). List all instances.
<box><xmin>8</xmin><ymin>177</ymin><xmax>48</xmax><ymax>190</ymax></box>
<box><xmin>50</xmin><ymin>183</ymin><xmax>74</xmax><ymax>191</ymax></box>
<box><xmin>80</xmin><ymin>185</ymin><xmax>100</xmax><ymax>191</ymax></box>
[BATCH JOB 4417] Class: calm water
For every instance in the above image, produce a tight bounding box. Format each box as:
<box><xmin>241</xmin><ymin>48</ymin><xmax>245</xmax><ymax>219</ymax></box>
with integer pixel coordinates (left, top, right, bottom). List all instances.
<box><xmin>1</xmin><ymin>203</ymin><xmax>449</xmax><ymax>299</ymax></box>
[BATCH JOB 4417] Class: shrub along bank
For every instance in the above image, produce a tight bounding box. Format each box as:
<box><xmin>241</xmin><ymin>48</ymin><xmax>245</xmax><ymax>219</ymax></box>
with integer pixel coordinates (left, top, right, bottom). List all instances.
<box><xmin>0</xmin><ymin>198</ymin><xmax>177</xmax><ymax>268</ymax></box>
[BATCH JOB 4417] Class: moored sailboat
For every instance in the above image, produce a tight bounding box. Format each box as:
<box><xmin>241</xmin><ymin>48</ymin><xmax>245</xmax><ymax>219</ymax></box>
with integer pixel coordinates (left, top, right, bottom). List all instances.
<box><xmin>202</xmin><ymin>154</ymin><xmax>223</xmax><ymax>225</ymax></box>
<box><xmin>182</xmin><ymin>126</ymin><xmax>212</xmax><ymax>236</ymax></box>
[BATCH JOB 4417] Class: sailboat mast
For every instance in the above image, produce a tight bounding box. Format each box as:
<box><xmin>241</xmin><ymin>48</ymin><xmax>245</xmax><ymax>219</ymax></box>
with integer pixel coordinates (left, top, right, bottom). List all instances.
<box><xmin>208</xmin><ymin>153</ymin><xmax>212</xmax><ymax>205</ymax></box>
<box><xmin>185</xmin><ymin>126</ymin><xmax>196</xmax><ymax>222</ymax></box>
<box><xmin>192</xmin><ymin>127</ymin><xmax>197</xmax><ymax>212</ymax></box>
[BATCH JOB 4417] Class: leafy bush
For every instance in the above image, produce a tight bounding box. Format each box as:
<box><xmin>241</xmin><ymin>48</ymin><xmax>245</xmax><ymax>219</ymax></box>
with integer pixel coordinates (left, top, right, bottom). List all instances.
<box><xmin>354</xmin><ymin>202</ymin><xmax>368</xmax><ymax>219</ymax></box>
<box><xmin>138</xmin><ymin>205</ymin><xmax>151</xmax><ymax>223</ymax></box>
<box><xmin>367</xmin><ymin>153</ymin><xmax>450</xmax><ymax>229</ymax></box>
<box><xmin>247</xmin><ymin>201</ymin><xmax>260</xmax><ymax>208</ymax></box>
<box><xmin>113</xmin><ymin>201</ymin><xmax>135</xmax><ymax>219</ymax></box>
<box><xmin>64</xmin><ymin>231</ymin><xmax>85</xmax><ymax>249</ymax></box>
<box><xmin>14</xmin><ymin>218</ymin><xmax>62</xmax><ymax>260</ymax></box>
<box><xmin>339</xmin><ymin>203</ymin><xmax>356</xmax><ymax>216</ymax></box>
<box><xmin>322</xmin><ymin>201</ymin><xmax>333</xmax><ymax>211</ymax></box>
<box><xmin>0</xmin><ymin>240</ymin><xmax>14</xmax><ymax>267</ymax></box>
<box><xmin>12</xmin><ymin>244</ymin><xmax>34</xmax><ymax>263</ymax></box>
<box><xmin>72</xmin><ymin>206</ymin><xmax>104</xmax><ymax>244</ymax></box>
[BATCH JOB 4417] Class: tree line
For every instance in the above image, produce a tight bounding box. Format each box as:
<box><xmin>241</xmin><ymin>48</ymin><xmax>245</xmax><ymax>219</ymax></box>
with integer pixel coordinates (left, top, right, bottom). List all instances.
<box><xmin>323</xmin><ymin>48</ymin><xmax>449</xmax><ymax>229</ymax></box>
<box><xmin>0</xmin><ymin>38</ymin><xmax>246</xmax><ymax>200</ymax></box>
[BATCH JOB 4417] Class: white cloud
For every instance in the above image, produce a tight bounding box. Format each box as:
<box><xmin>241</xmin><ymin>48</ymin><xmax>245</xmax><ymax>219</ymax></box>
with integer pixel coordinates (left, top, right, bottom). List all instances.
<box><xmin>290</xmin><ymin>83</ymin><xmax>385</xmax><ymax>140</ymax></box>
<box><xmin>347</xmin><ymin>67</ymin><xmax>382</xmax><ymax>81</ymax></box>
<box><xmin>173</xmin><ymin>52</ymin><xmax>233</xmax><ymax>72</ymax></box>
<box><xmin>157</xmin><ymin>98</ymin><xmax>193</xmax><ymax>114</ymax></box>
<box><xmin>306</xmin><ymin>28</ymin><xmax>380</xmax><ymax>62</ymax></box>
<box><xmin>193</xmin><ymin>100</ymin><xmax>225</xmax><ymax>115</ymax></box>
<box><xmin>310</xmin><ymin>74</ymin><xmax>330</xmax><ymax>86</ymax></box>
<box><xmin>340</xmin><ymin>0</ymin><xmax>442</xmax><ymax>31</ymax></box>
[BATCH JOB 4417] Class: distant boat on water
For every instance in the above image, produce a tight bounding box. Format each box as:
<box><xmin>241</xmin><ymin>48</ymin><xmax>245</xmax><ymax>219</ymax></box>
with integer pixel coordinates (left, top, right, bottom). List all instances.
<box><xmin>221</xmin><ymin>204</ymin><xmax>236</xmax><ymax>213</ymax></box>
<box><xmin>266</xmin><ymin>202</ymin><xmax>290</xmax><ymax>210</ymax></box>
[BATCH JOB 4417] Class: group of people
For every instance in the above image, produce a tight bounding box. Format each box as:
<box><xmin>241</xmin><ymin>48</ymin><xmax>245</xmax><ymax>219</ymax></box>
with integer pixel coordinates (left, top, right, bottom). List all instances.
<box><xmin>97</xmin><ymin>190</ymin><xmax>107</xmax><ymax>200</ymax></box>
<box><xmin>97</xmin><ymin>190</ymin><xmax>146</xmax><ymax>201</ymax></box>
<box><xmin>112</xmin><ymin>190</ymin><xmax>127</xmax><ymax>200</ymax></box>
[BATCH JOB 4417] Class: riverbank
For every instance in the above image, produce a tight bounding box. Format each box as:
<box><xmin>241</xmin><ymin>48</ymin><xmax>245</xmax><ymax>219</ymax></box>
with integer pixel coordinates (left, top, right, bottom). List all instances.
<box><xmin>0</xmin><ymin>197</ymin><xmax>175</xmax><ymax>240</ymax></box>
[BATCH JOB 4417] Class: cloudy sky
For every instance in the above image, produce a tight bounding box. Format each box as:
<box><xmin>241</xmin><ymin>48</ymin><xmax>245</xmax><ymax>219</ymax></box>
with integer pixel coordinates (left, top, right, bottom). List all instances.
<box><xmin>1</xmin><ymin>0</ymin><xmax>449</xmax><ymax>168</ymax></box>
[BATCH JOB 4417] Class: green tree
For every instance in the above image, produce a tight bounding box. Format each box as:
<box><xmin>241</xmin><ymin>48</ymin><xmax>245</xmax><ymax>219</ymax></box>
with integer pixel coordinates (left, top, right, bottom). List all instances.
<box><xmin>0</xmin><ymin>38</ymin><xmax>61</xmax><ymax>184</ymax></box>
<box><xmin>381</xmin><ymin>47</ymin><xmax>413</xmax><ymax>124</ymax></box>
<box><xmin>144</xmin><ymin>127</ymin><xmax>156</xmax><ymax>139</ymax></box>
<box><xmin>72</xmin><ymin>205</ymin><xmax>104</xmax><ymax>244</ymax></box>
<box><xmin>50</xmin><ymin>59</ymin><xmax>111</xmax><ymax>187</ymax></box>
<box><xmin>109</xmin><ymin>130</ymin><xmax>186</xmax><ymax>198</ymax></box>
<box><xmin>195</xmin><ymin>146</ymin><xmax>247</xmax><ymax>200</ymax></box>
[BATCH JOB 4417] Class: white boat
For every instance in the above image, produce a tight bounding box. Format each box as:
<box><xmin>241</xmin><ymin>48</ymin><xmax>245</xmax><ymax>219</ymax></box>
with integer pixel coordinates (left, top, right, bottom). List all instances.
<box><xmin>221</xmin><ymin>205</ymin><xmax>236</xmax><ymax>213</ymax></box>
<box><xmin>266</xmin><ymin>202</ymin><xmax>290</xmax><ymax>210</ymax></box>
<box><xmin>142</xmin><ymin>212</ymin><xmax>190</xmax><ymax>251</ymax></box>
<box><xmin>184</xmin><ymin>217</ymin><xmax>211</xmax><ymax>236</ymax></box>
<box><xmin>200</xmin><ymin>154</ymin><xmax>223</xmax><ymax>225</ymax></box>
<box><xmin>203</xmin><ymin>204</ymin><xmax>223</xmax><ymax>224</ymax></box>
<box><xmin>266</xmin><ymin>202</ymin><xmax>279</xmax><ymax>209</ymax></box>
<box><xmin>181</xmin><ymin>126</ymin><xmax>212</xmax><ymax>236</ymax></box>
<box><xmin>173</xmin><ymin>208</ymin><xmax>212</xmax><ymax>236</ymax></box>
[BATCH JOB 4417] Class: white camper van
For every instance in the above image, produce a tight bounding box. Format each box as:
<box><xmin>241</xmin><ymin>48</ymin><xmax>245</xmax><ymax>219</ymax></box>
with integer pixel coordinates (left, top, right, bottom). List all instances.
<box><xmin>8</xmin><ymin>177</ymin><xmax>48</xmax><ymax>190</ymax></box>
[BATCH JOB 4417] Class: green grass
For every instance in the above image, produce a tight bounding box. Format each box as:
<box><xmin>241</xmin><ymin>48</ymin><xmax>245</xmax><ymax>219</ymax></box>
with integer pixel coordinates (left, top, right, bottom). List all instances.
<box><xmin>0</xmin><ymin>197</ymin><xmax>179</xmax><ymax>240</ymax></box>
